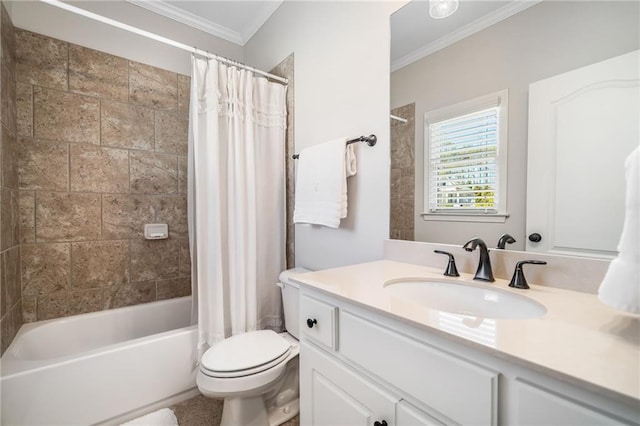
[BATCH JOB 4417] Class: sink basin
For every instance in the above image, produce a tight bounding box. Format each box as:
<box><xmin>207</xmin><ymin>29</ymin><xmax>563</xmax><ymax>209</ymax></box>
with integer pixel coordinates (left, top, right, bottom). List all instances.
<box><xmin>384</xmin><ymin>279</ymin><xmax>547</xmax><ymax>319</ymax></box>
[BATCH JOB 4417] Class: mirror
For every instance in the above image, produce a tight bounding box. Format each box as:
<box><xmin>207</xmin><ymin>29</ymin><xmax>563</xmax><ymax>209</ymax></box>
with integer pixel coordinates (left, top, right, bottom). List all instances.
<box><xmin>390</xmin><ymin>0</ymin><xmax>640</xmax><ymax>256</ymax></box>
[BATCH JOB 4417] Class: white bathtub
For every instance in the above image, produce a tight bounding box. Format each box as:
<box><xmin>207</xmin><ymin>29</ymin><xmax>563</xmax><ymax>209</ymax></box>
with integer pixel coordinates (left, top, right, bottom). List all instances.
<box><xmin>0</xmin><ymin>296</ymin><xmax>199</xmax><ymax>425</ymax></box>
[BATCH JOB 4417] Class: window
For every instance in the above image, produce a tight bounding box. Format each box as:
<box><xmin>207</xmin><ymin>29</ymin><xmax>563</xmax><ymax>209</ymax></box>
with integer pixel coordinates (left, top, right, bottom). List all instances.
<box><xmin>423</xmin><ymin>89</ymin><xmax>509</xmax><ymax>222</ymax></box>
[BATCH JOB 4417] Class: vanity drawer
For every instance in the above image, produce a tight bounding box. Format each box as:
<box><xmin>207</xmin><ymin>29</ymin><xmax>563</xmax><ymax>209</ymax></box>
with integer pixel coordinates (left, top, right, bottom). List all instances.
<box><xmin>340</xmin><ymin>311</ymin><xmax>499</xmax><ymax>426</ymax></box>
<box><xmin>300</xmin><ymin>294</ymin><xmax>337</xmax><ymax>350</ymax></box>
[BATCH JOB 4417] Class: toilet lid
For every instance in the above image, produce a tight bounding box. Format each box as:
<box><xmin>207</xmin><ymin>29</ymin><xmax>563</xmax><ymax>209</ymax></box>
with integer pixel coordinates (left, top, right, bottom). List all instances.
<box><xmin>200</xmin><ymin>330</ymin><xmax>291</xmax><ymax>378</ymax></box>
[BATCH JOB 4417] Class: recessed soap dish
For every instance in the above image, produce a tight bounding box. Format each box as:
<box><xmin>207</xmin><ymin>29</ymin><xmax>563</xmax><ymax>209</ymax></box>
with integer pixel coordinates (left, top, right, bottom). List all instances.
<box><xmin>144</xmin><ymin>223</ymin><xmax>169</xmax><ymax>240</ymax></box>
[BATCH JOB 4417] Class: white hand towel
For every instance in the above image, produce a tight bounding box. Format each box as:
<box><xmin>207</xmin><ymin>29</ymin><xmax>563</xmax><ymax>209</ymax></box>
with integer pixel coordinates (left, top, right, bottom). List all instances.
<box><xmin>293</xmin><ymin>138</ymin><xmax>356</xmax><ymax>228</ymax></box>
<box><xmin>598</xmin><ymin>146</ymin><xmax>640</xmax><ymax>314</ymax></box>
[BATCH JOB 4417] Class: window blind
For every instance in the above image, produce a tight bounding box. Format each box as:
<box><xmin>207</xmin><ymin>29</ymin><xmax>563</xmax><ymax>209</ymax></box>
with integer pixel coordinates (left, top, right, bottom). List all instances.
<box><xmin>428</xmin><ymin>107</ymin><xmax>499</xmax><ymax>212</ymax></box>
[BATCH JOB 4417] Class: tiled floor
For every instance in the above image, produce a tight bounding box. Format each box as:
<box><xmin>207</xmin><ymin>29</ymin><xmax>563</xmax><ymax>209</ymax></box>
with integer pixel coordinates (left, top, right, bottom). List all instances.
<box><xmin>171</xmin><ymin>394</ymin><xmax>300</xmax><ymax>426</ymax></box>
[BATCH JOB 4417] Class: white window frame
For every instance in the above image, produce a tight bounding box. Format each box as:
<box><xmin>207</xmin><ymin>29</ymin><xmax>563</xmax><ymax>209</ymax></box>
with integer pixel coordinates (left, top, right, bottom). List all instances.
<box><xmin>422</xmin><ymin>89</ymin><xmax>509</xmax><ymax>223</ymax></box>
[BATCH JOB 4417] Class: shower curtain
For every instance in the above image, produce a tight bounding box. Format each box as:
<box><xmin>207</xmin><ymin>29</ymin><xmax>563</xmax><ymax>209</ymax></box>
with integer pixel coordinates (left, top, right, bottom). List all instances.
<box><xmin>188</xmin><ymin>55</ymin><xmax>287</xmax><ymax>355</ymax></box>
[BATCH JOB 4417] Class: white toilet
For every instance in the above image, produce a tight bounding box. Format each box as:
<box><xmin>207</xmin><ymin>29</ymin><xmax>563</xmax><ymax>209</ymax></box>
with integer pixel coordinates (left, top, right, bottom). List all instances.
<box><xmin>197</xmin><ymin>268</ymin><xmax>309</xmax><ymax>426</ymax></box>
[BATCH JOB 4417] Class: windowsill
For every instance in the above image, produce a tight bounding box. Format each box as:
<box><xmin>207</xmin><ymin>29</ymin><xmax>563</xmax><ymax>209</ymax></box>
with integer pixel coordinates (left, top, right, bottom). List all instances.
<box><xmin>421</xmin><ymin>212</ymin><xmax>509</xmax><ymax>223</ymax></box>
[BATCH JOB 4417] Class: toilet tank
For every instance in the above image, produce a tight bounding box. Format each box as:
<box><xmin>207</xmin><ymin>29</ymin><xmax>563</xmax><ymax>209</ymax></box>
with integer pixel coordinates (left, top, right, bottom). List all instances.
<box><xmin>277</xmin><ymin>267</ymin><xmax>310</xmax><ymax>340</ymax></box>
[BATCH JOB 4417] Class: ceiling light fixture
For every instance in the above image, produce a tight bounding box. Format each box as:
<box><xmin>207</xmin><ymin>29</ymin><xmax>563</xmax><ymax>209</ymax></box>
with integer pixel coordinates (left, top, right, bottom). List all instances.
<box><xmin>429</xmin><ymin>0</ymin><xmax>459</xmax><ymax>19</ymax></box>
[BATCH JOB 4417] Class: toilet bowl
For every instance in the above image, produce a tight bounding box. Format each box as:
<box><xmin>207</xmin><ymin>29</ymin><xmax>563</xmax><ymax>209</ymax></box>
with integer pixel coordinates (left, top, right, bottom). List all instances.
<box><xmin>196</xmin><ymin>267</ymin><xmax>309</xmax><ymax>426</ymax></box>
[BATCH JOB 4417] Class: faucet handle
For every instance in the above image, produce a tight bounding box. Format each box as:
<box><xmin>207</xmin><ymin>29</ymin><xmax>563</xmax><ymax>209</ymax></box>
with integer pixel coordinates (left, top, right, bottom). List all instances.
<box><xmin>434</xmin><ymin>250</ymin><xmax>460</xmax><ymax>277</ymax></box>
<box><xmin>509</xmin><ymin>260</ymin><xmax>547</xmax><ymax>289</ymax></box>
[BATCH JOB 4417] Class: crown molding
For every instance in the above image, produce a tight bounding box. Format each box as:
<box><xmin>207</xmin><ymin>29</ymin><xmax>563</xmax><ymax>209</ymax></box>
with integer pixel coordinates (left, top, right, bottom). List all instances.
<box><xmin>126</xmin><ymin>0</ymin><xmax>243</xmax><ymax>45</ymax></box>
<box><xmin>391</xmin><ymin>0</ymin><xmax>543</xmax><ymax>72</ymax></box>
<box><xmin>240</xmin><ymin>1</ymin><xmax>283</xmax><ymax>44</ymax></box>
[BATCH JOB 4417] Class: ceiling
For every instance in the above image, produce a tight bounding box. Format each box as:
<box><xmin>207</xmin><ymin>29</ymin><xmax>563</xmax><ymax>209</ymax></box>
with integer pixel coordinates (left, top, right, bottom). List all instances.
<box><xmin>391</xmin><ymin>0</ymin><xmax>541</xmax><ymax>71</ymax></box>
<box><xmin>126</xmin><ymin>0</ymin><xmax>540</xmax><ymax>68</ymax></box>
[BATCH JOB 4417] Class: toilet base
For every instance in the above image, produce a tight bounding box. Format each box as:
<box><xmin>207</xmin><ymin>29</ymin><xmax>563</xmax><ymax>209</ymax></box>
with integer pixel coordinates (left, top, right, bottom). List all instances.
<box><xmin>267</xmin><ymin>398</ymin><xmax>299</xmax><ymax>426</ymax></box>
<box><xmin>220</xmin><ymin>396</ymin><xmax>299</xmax><ymax>426</ymax></box>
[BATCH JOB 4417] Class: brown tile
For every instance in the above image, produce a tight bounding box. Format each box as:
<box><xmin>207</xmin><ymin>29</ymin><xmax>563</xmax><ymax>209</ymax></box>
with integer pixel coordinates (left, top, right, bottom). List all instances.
<box><xmin>18</xmin><ymin>136</ymin><xmax>68</xmax><ymax>191</ymax></box>
<box><xmin>69</xmin><ymin>44</ymin><xmax>128</xmax><ymax>101</ymax></box>
<box><xmin>104</xmin><ymin>281</ymin><xmax>155</xmax><ymax>309</ymax></box>
<box><xmin>1</xmin><ymin>3</ymin><xmax>16</xmax><ymax>72</ymax></box>
<box><xmin>2</xmin><ymin>125</ymin><xmax>18</xmax><ymax>189</ymax></box>
<box><xmin>129</xmin><ymin>61</ymin><xmax>177</xmax><ymax>110</ymax></box>
<box><xmin>1</xmin><ymin>187</ymin><xmax>19</xmax><ymax>250</ymax></box>
<box><xmin>15</xmin><ymin>30</ymin><xmax>68</xmax><ymax>90</ymax></box>
<box><xmin>18</xmin><ymin>190</ymin><xmax>35</xmax><ymax>243</ymax></box>
<box><xmin>69</xmin><ymin>144</ymin><xmax>128</xmax><ymax>193</ymax></box>
<box><xmin>390</xmin><ymin>197</ymin><xmax>414</xmax><ymax>232</ymax></box>
<box><xmin>172</xmin><ymin>394</ymin><xmax>223</xmax><ymax>426</ymax></box>
<box><xmin>1</xmin><ymin>301</ymin><xmax>22</xmax><ymax>355</ymax></box>
<box><xmin>130</xmin><ymin>151</ymin><xmax>178</xmax><ymax>194</ymax></box>
<box><xmin>179</xmin><ymin>238</ymin><xmax>190</xmax><ymax>276</ymax></box>
<box><xmin>0</xmin><ymin>252</ymin><xmax>5</xmax><ymax>318</ymax></box>
<box><xmin>21</xmin><ymin>242</ymin><xmax>70</xmax><ymax>296</ymax></box>
<box><xmin>177</xmin><ymin>74</ymin><xmax>190</xmax><ymax>115</ymax></box>
<box><xmin>3</xmin><ymin>246</ymin><xmax>21</xmax><ymax>314</ymax></box>
<box><xmin>155</xmin><ymin>110</ymin><xmax>188</xmax><ymax>155</ymax></box>
<box><xmin>22</xmin><ymin>296</ymin><xmax>37</xmax><ymax>323</ymax></box>
<box><xmin>1</xmin><ymin>62</ymin><xmax>16</xmax><ymax>132</ymax></box>
<box><xmin>178</xmin><ymin>156</ymin><xmax>187</xmax><ymax>195</ymax></box>
<box><xmin>155</xmin><ymin>196</ymin><xmax>187</xmax><ymax>238</ymax></box>
<box><xmin>16</xmin><ymin>82</ymin><xmax>31</xmax><ymax>137</ymax></box>
<box><xmin>37</xmin><ymin>288</ymin><xmax>103</xmax><ymax>320</ymax></box>
<box><xmin>71</xmin><ymin>240</ymin><xmax>129</xmax><ymax>288</ymax></box>
<box><xmin>390</xmin><ymin>168</ymin><xmax>401</xmax><ymax>201</ymax></box>
<box><xmin>400</xmin><ymin>168</ymin><xmax>415</xmax><ymax>200</ymax></box>
<box><xmin>35</xmin><ymin>192</ymin><xmax>101</xmax><ymax>242</ymax></box>
<box><xmin>157</xmin><ymin>276</ymin><xmax>190</xmax><ymax>300</ymax></box>
<box><xmin>100</xmin><ymin>99</ymin><xmax>154</xmax><ymax>150</ymax></box>
<box><xmin>33</xmin><ymin>87</ymin><xmax>100</xmax><ymax>144</ymax></box>
<box><xmin>130</xmin><ymin>239</ymin><xmax>179</xmax><ymax>281</ymax></box>
<box><xmin>102</xmin><ymin>194</ymin><xmax>156</xmax><ymax>239</ymax></box>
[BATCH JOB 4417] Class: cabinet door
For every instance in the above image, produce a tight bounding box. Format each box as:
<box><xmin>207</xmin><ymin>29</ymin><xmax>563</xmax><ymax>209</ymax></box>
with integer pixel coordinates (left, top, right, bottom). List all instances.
<box><xmin>515</xmin><ymin>379</ymin><xmax>634</xmax><ymax>426</ymax></box>
<box><xmin>301</xmin><ymin>342</ymin><xmax>397</xmax><ymax>426</ymax></box>
<box><xmin>397</xmin><ymin>400</ymin><xmax>444</xmax><ymax>426</ymax></box>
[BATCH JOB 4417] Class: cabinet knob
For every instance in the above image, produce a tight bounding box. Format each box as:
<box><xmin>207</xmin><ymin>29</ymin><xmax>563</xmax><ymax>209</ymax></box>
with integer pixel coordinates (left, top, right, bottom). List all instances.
<box><xmin>306</xmin><ymin>318</ymin><xmax>317</xmax><ymax>328</ymax></box>
<box><xmin>528</xmin><ymin>233</ymin><xmax>542</xmax><ymax>242</ymax></box>
<box><xmin>374</xmin><ymin>421</ymin><xmax>388</xmax><ymax>426</ymax></box>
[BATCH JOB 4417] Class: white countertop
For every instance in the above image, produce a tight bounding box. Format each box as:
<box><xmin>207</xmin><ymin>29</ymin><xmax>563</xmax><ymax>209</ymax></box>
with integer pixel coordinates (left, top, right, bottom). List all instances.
<box><xmin>293</xmin><ymin>260</ymin><xmax>640</xmax><ymax>404</ymax></box>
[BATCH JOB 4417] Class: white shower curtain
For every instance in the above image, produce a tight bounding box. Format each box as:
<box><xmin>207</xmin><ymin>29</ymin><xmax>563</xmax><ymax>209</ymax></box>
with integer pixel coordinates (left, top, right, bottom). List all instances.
<box><xmin>188</xmin><ymin>55</ymin><xmax>287</xmax><ymax>355</ymax></box>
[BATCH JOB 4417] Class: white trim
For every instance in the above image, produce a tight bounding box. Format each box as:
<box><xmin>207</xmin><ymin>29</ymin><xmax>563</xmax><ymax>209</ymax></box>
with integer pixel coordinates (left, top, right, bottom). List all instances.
<box><xmin>240</xmin><ymin>2</ymin><xmax>284</xmax><ymax>45</ymax></box>
<box><xmin>421</xmin><ymin>212</ymin><xmax>509</xmax><ymax>223</ymax></box>
<box><xmin>126</xmin><ymin>0</ymin><xmax>283</xmax><ymax>46</ymax></box>
<box><xmin>126</xmin><ymin>0</ymin><xmax>243</xmax><ymax>45</ymax></box>
<box><xmin>391</xmin><ymin>0</ymin><xmax>543</xmax><ymax>72</ymax></box>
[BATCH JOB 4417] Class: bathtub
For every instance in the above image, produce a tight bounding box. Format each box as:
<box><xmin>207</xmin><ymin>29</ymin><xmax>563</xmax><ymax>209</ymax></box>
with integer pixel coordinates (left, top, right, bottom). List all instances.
<box><xmin>0</xmin><ymin>296</ymin><xmax>199</xmax><ymax>425</ymax></box>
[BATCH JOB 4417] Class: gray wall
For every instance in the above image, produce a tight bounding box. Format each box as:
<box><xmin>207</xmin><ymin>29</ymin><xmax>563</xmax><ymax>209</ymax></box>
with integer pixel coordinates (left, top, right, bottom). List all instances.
<box><xmin>391</xmin><ymin>1</ymin><xmax>640</xmax><ymax>250</ymax></box>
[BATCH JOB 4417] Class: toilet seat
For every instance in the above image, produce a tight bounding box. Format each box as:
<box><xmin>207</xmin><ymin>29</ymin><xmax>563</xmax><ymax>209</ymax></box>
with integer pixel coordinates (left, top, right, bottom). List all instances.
<box><xmin>200</xmin><ymin>330</ymin><xmax>292</xmax><ymax>378</ymax></box>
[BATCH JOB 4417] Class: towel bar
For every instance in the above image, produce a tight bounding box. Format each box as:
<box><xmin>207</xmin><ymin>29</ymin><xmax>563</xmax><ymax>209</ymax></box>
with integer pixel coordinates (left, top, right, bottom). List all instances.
<box><xmin>292</xmin><ymin>134</ymin><xmax>376</xmax><ymax>159</ymax></box>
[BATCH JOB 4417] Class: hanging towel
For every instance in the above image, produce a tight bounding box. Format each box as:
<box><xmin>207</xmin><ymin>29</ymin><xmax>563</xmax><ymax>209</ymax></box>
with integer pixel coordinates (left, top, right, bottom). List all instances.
<box><xmin>293</xmin><ymin>138</ymin><xmax>356</xmax><ymax>228</ymax></box>
<box><xmin>598</xmin><ymin>146</ymin><xmax>640</xmax><ymax>314</ymax></box>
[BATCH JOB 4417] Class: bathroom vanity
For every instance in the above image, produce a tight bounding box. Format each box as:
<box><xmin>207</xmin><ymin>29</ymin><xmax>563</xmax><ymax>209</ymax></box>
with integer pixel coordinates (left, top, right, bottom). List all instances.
<box><xmin>294</xmin><ymin>260</ymin><xmax>640</xmax><ymax>425</ymax></box>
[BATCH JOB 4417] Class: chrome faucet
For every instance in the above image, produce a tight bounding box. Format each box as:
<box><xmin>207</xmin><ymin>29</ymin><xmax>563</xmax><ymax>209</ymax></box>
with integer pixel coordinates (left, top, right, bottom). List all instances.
<box><xmin>463</xmin><ymin>238</ymin><xmax>495</xmax><ymax>282</ymax></box>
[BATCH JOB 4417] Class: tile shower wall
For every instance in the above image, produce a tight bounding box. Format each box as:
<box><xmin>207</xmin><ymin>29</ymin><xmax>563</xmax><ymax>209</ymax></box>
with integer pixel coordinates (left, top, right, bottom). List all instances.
<box><xmin>15</xmin><ymin>29</ymin><xmax>191</xmax><ymax>322</ymax></box>
<box><xmin>0</xmin><ymin>1</ymin><xmax>23</xmax><ymax>354</ymax></box>
<box><xmin>390</xmin><ymin>103</ymin><xmax>415</xmax><ymax>241</ymax></box>
<box><xmin>270</xmin><ymin>53</ymin><xmax>295</xmax><ymax>269</ymax></box>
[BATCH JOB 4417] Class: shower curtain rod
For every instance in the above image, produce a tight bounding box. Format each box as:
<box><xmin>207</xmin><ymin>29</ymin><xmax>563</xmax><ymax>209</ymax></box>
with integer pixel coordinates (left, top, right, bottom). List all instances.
<box><xmin>40</xmin><ymin>0</ymin><xmax>289</xmax><ymax>85</ymax></box>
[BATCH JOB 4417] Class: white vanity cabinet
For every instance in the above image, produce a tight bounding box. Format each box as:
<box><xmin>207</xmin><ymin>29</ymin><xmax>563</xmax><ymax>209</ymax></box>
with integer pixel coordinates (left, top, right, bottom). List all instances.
<box><xmin>299</xmin><ymin>288</ymin><xmax>640</xmax><ymax>426</ymax></box>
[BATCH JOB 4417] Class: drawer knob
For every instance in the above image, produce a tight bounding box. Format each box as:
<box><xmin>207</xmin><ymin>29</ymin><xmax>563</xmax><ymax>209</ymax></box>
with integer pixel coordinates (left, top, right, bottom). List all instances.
<box><xmin>374</xmin><ymin>421</ymin><xmax>387</xmax><ymax>426</ymax></box>
<box><xmin>306</xmin><ymin>318</ymin><xmax>317</xmax><ymax>328</ymax></box>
